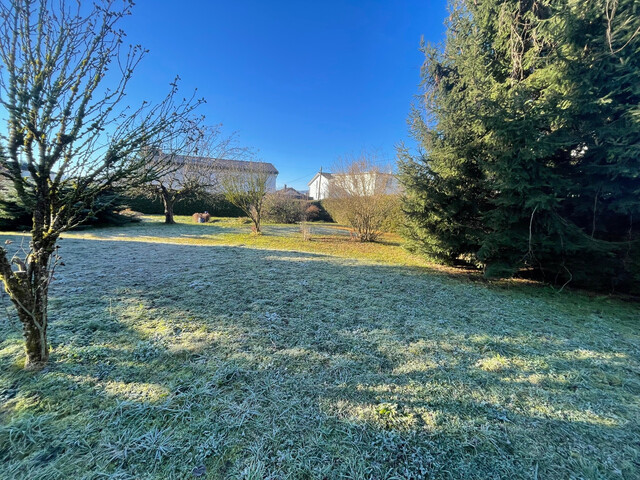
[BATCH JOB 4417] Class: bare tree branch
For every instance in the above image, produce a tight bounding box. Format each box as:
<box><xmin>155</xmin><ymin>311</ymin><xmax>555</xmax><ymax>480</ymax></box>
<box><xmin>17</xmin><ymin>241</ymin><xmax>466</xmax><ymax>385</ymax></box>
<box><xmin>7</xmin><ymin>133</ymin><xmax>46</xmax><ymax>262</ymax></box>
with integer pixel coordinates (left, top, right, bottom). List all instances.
<box><xmin>0</xmin><ymin>0</ymin><xmax>203</xmax><ymax>367</ymax></box>
<box><xmin>220</xmin><ymin>161</ymin><xmax>275</xmax><ymax>234</ymax></box>
<box><xmin>324</xmin><ymin>153</ymin><xmax>400</xmax><ymax>242</ymax></box>
<box><xmin>133</xmin><ymin>124</ymin><xmax>250</xmax><ymax>224</ymax></box>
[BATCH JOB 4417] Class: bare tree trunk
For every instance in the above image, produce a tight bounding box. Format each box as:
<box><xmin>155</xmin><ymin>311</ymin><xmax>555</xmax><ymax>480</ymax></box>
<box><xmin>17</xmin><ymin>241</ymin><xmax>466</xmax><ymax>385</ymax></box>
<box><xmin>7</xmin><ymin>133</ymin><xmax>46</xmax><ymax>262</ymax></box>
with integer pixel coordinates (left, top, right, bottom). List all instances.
<box><xmin>161</xmin><ymin>189</ymin><xmax>176</xmax><ymax>224</ymax></box>
<box><xmin>27</xmin><ymin>253</ymin><xmax>51</xmax><ymax>366</ymax></box>
<box><xmin>0</xmin><ymin>247</ymin><xmax>52</xmax><ymax>368</ymax></box>
<box><xmin>20</xmin><ymin>281</ymin><xmax>49</xmax><ymax>367</ymax></box>
<box><xmin>250</xmin><ymin>206</ymin><xmax>261</xmax><ymax>233</ymax></box>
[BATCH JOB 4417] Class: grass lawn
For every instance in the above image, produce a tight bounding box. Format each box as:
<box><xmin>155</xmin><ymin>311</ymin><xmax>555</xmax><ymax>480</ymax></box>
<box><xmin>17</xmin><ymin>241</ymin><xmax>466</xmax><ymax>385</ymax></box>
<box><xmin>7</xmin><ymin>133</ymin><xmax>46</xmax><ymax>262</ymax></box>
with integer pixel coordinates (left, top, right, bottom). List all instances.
<box><xmin>0</xmin><ymin>216</ymin><xmax>638</xmax><ymax>479</ymax></box>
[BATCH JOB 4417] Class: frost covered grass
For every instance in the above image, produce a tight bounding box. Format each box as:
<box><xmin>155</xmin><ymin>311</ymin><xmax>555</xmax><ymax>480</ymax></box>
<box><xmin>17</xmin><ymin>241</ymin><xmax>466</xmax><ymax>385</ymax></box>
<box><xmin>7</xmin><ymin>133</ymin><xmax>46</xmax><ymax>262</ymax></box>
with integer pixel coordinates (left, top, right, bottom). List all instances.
<box><xmin>0</xmin><ymin>217</ymin><xmax>638</xmax><ymax>479</ymax></box>
<box><xmin>61</xmin><ymin>215</ymin><xmax>451</xmax><ymax>271</ymax></box>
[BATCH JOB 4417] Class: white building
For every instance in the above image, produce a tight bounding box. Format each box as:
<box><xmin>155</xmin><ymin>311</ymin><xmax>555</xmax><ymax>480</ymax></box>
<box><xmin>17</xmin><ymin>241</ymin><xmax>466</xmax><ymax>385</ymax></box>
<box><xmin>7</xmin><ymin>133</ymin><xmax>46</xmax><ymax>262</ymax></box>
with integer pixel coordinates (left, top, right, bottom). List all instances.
<box><xmin>163</xmin><ymin>154</ymin><xmax>278</xmax><ymax>193</ymax></box>
<box><xmin>307</xmin><ymin>171</ymin><xmax>333</xmax><ymax>200</ymax></box>
<box><xmin>307</xmin><ymin>170</ymin><xmax>400</xmax><ymax>200</ymax></box>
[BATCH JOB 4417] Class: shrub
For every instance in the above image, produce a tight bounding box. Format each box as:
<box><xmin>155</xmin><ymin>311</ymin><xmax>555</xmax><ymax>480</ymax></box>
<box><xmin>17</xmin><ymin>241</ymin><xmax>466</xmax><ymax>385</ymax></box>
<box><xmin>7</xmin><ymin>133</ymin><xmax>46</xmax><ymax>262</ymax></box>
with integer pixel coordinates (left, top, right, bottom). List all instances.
<box><xmin>0</xmin><ymin>188</ymin><xmax>31</xmax><ymax>230</ymax></box>
<box><xmin>78</xmin><ymin>192</ymin><xmax>143</xmax><ymax>228</ymax></box>
<box><xmin>379</xmin><ymin>196</ymin><xmax>404</xmax><ymax>233</ymax></box>
<box><xmin>264</xmin><ymin>193</ymin><xmax>306</xmax><ymax>224</ymax></box>
<box><xmin>305</xmin><ymin>201</ymin><xmax>333</xmax><ymax>222</ymax></box>
<box><xmin>305</xmin><ymin>204</ymin><xmax>321</xmax><ymax>221</ymax></box>
<box><xmin>121</xmin><ymin>193</ymin><xmax>244</xmax><ymax>217</ymax></box>
<box><xmin>326</xmin><ymin>193</ymin><xmax>400</xmax><ymax>241</ymax></box>
<box><xmin>0</xmin><ymin>189</ymin><xmax>142</xmax><ymax>230</ymax></box>
<box><xmin>323</xmin><ymin>156</ymin><xmax>401</xmax><ymax>241</ymax></box>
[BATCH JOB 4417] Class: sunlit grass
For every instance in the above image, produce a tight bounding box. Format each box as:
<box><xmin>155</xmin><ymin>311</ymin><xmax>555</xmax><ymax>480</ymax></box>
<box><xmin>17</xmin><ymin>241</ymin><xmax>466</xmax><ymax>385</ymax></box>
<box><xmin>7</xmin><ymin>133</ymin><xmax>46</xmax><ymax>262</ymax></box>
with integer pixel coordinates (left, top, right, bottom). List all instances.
<box><xmin>0</xmin><ymin>216</ymin><xmax>638</xmax><ymax>479</ymax></box>
<box><xmin>57</xmin><ymin>215</ymin><xmax>466</xmax><ymax>271</ymax></box>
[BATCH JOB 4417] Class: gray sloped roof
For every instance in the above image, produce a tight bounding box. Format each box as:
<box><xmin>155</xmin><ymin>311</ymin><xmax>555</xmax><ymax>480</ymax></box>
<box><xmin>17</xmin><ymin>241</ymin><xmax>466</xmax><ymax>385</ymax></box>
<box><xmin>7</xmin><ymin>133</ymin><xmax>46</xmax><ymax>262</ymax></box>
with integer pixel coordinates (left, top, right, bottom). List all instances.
<box><xmin>164</xmin><ymin>154</ymin><xmax>279</xmax><ymax>175</ymax></box>
<box><xmin>307</xmin><ymin>171</ymin><xmax>332</xmax><ymax>186</ymax></box>
<box><xmin>277</xmin><ymin>186</ymin><xmax>305</xmax><ymax>197</ymax></box>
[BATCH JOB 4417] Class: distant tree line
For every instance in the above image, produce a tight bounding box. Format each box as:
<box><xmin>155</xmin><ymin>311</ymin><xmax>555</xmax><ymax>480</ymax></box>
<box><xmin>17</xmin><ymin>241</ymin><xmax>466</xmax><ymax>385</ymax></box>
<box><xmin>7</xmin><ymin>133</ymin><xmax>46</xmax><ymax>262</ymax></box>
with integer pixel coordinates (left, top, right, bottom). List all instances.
<box><xmin>399</xmin><ymin>0</ymin><xmax>640</xmax><ymax>293</ymax></box>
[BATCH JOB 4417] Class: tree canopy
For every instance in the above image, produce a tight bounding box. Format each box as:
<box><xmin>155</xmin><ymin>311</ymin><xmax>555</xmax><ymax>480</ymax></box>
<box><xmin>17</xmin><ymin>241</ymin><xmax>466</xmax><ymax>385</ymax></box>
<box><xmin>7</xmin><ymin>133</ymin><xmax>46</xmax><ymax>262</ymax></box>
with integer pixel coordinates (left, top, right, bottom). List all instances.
<box><xmin>399</xmin><ymin>0</ymin><xmax>640</xmax><ymax>292</ymax></box>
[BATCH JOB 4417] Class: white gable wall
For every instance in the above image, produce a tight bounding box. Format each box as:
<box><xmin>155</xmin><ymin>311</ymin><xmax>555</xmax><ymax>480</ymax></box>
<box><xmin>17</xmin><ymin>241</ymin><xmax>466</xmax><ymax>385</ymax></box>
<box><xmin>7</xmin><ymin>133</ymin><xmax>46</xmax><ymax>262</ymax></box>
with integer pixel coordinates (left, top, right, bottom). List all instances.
<box><xmin>308</xmin><ymin>173</ymin><xmax>332</xmax><ymax>200</ymax></box>
<box><xmin>308</xmin><ymin>171</ymin><xmax>400</xmax><ymax>200</ymax></box>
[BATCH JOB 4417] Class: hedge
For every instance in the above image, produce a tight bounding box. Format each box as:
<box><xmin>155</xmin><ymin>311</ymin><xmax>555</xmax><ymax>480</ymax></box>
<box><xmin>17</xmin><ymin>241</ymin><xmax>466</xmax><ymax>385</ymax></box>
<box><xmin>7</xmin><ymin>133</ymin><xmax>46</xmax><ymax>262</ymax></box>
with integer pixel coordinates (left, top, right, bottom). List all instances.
<box><xmin>121</xmin><ymin>194</ymin><xmax>245</xmax><ymax>217</ymax></box>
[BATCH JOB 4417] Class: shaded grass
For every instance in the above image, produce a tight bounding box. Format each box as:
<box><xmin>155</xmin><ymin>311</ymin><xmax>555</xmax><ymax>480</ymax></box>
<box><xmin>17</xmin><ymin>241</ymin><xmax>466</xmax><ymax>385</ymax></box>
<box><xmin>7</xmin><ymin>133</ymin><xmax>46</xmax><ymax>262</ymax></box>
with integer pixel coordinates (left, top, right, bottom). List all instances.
<box><xmin>0</xmin><ymin>218</ymin><xmax>638</xmax><ymax>479</ymax></box>
<box><xmin>59</xmin><ymin>215</ymin><xmax>456</xmax><ymax>271</ymax></box>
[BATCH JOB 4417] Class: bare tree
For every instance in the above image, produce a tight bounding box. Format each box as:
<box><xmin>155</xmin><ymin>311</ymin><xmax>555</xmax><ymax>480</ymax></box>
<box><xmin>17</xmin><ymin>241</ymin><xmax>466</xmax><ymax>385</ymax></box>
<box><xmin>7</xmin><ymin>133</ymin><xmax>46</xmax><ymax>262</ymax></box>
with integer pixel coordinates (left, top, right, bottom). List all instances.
<box><xmin>324</xmin><ymin>153</ymin><xmax>400</xmax><ymax>242</ymax></box>
<box><xmin>220</xmin><ymin>162</ymin><xmax>274</xmax><ymax>234</ymax></box>
<box><xmin>136</xmin><ymin>125</ymin><xmax>248</xmax><ymax>224</ymax></box>
<box><xmin>0</xmin><ymin>0</ymin><xmax>202</xmax><ymax>367</ymax></box>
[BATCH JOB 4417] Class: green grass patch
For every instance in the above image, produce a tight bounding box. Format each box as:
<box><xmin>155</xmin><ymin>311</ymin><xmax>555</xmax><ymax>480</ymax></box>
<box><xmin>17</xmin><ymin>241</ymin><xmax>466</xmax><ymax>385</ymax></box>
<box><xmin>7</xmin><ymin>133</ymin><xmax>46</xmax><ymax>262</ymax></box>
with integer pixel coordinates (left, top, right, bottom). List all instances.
<box><xmin>0</xmin><ymin>217</ymin><xmax>638</xmax><ymax>479</ymax></box>
<box><xmin>56</xmin><ymin>215</ymin><xmax>452</xmax><ymax>269</ymax></box>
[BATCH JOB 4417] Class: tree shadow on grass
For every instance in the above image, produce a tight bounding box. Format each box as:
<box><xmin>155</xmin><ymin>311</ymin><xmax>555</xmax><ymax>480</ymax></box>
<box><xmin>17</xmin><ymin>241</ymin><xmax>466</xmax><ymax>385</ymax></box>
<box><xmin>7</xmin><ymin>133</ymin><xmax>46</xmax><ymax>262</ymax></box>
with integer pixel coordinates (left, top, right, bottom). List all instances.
<box><xmin>0</xmin><ymin>238</ymin><xmax>638</xmax><ymax>479</ymax></box>
<box><xmin>64</xmin><ymin>219</ymin><xmax>245</xmax><ymax>241</ymax></box>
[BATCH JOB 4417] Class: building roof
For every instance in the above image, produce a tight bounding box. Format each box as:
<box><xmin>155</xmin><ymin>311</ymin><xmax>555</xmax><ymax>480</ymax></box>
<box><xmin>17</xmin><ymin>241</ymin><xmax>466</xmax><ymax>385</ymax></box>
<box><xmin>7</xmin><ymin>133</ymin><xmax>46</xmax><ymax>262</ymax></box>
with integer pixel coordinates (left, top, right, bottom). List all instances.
<box><xmin>277</xmin><ymin>186</ymin><xmax>305</xmax><ymax>197</ymax></box>
<box><xmin>163</xmin><ymin>153</ymin><xmax>279</xmax><ymax>175</ymax></box>
<box><xmin>307</xmin><ymin>171</ymin><xmax>332</xmax><ymax>186</ymax></box>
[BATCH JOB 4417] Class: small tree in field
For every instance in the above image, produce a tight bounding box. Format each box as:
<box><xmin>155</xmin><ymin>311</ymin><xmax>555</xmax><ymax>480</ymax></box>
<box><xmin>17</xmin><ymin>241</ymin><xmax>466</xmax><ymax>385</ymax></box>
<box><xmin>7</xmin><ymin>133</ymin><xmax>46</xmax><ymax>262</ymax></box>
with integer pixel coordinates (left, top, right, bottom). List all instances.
<box><xmin>324</xmin><ymin>154</ymin><xmax>399</xmax><ymax>242</ymax></box>
<box><xmin>136</xmin><ymin>125</ymin><xmax>247</xmax><ymax>224</ymax></box>
<box><xmin>220</xmin><ymin>163</ymin><xmax>272</xmax><ymax>234</ymax></box>
<box><xmin>0</xmin><ymin>0</ymin><xmax>201</xmax><ymax>367</ymax></box>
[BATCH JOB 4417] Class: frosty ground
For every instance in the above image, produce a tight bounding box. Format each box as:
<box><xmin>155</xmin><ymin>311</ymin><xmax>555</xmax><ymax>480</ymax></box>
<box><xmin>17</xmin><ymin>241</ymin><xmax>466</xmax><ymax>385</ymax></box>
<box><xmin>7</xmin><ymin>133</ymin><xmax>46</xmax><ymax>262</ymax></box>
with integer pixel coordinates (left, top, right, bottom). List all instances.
<box><xmin>0</xmin><ymin>217</ymin><xmax>638</xmax><ymax>479</ymax></box>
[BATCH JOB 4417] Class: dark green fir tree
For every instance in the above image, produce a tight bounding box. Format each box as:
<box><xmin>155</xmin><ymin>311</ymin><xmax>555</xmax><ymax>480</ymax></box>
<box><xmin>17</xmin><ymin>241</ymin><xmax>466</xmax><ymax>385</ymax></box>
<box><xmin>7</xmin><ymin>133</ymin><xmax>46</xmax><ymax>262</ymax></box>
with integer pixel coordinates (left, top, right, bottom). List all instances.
<box><xmin>400</xmin><ymin>0</ymin><xmax>640</xmax><ymax>292</ymax></box>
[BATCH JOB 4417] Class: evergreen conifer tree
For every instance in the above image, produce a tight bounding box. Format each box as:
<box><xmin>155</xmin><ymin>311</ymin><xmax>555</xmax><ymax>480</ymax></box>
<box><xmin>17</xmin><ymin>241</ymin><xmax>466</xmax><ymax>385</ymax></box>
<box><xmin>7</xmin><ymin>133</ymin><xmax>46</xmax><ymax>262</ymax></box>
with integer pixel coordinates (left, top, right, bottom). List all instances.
<box><xmin>400</xmin><ymin>0</ymin><xmax>640</xmax><ymax>292</ymax></box>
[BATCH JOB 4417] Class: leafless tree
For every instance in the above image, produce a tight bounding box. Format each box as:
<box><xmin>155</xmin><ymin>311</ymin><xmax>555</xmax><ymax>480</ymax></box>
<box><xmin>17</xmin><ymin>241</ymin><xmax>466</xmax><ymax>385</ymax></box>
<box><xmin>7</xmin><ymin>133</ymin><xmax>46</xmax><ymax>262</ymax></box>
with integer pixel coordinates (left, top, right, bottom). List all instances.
<box><xmin>135</xmin><ymin>124</ymin><xmax>248</xmax><ymax>224</ymax></box>
<box><xmin>0</xmin><ymin>0</ymin><xmax>202</xmax><ymax>367</ymax></box>
<box><xmin>324</xmin><ymin>153</ymin><xmax>400</xmax><ymax>242</ymax></box>
<box><xmin>220</xmin><ymin>162</ymin><xmax>273</xmax><ymax>234</ymax></box>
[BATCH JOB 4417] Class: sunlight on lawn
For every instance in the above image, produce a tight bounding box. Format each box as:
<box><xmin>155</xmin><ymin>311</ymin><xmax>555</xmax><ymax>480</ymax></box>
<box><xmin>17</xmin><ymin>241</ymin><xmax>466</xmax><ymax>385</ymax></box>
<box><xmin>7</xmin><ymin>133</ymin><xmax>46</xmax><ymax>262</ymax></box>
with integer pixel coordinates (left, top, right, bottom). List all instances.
<box><xmin>0</xmin><ymin>220</ymin><xmax>638</xmax><ymax>479</ymax></box>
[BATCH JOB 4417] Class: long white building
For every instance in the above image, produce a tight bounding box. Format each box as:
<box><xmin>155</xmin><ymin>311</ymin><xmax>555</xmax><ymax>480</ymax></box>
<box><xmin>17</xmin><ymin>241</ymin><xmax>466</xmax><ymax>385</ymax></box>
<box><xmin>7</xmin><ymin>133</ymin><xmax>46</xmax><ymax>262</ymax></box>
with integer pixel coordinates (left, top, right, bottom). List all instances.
<box><xmin>162</xmin><ymin>154</ymin><xmax>279</xmax><ymax>193</ymax></box>
<box><xmin>307</xmin><ymin>169</ymin><xmax>400</xmax><ymax>200</ymax></box>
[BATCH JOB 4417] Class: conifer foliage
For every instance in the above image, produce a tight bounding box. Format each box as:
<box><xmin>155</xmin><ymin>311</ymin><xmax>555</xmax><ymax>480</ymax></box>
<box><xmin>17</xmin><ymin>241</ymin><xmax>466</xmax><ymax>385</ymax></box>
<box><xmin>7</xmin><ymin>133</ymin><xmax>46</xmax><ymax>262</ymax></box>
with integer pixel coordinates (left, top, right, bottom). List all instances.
<box><xmin>399</xmin><ymin>0</ymin><xmax>640</xmax><ymax>292</ymax></box>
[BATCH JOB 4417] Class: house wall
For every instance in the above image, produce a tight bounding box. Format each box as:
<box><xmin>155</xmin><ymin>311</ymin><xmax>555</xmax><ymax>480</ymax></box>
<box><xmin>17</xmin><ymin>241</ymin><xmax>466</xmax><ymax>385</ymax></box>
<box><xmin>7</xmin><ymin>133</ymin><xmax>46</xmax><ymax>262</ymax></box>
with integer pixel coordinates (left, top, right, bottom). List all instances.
<box><xmin>309</xmin><ymin>172</ymin><xmax>400</xmax><ymax>200</ymax></box>
<box><xmin>308</xmin><ymin>174</ymin><xmax>331</xmax><ymax>200</ymax></box>
<box><xmin>209</xmin><ymin>171</ymin><xmax>277</xmax><ymax>193</ymax></box>
<box><xmin>266</xmin><ymin>174</ymin><xmax>277</xmax><ymax>192</ymax></box>
<box><xmin>168</xmin><ymin>167</ymin><xmax>277</xmax><ymax>194</ymax></box>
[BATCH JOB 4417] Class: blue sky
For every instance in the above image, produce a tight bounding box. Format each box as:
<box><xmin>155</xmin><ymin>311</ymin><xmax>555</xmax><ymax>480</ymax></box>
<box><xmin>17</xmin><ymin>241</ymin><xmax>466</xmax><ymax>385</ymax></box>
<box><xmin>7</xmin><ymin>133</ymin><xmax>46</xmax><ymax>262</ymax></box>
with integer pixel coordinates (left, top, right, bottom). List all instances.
<box><xmin>123</xmin><ymin>1</ymin><xmax>448</xmax><ymax>190</ymax></box>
